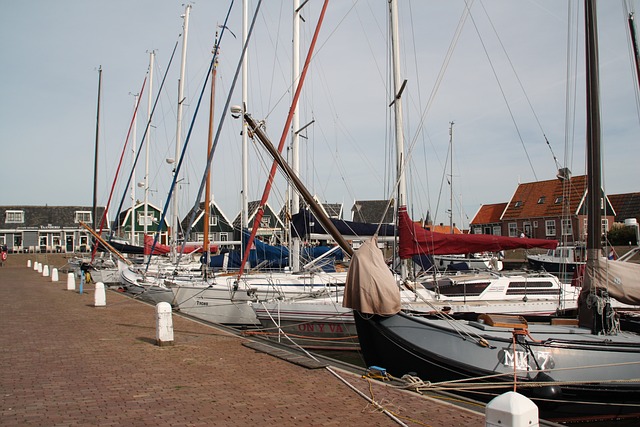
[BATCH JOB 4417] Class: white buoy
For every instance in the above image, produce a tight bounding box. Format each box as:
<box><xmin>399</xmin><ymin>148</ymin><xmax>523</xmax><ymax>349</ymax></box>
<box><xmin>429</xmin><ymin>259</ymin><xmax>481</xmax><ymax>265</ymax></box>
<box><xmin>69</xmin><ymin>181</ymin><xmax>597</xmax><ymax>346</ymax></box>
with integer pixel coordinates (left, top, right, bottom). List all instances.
<box><xmin>94</xmin><ymin>282</ymin><xmax>106</xmax><ymax>307</ymax></box>
<box><xmin>27</xmin><ymin>259</ymin><xmax>32</xmax><ymax>268</ymax></box>
<box><xmin>66</xmin><ymin>272</ymin><xmax>76</xmax><ymax>291</ymax></box>
<box><xmin>155</xmin><ymin>302</ymin><xmax>174</xmax><ymax>346</ymax></box>
<box><xmin>37</xmin><ymin>263</ymin><xmax>43</xmax><ymax>273</ymax></box>
<box><xmin>51</xmin><ymin>268</ymin><xmax>59</xmax><ymax>282</ymax></box>
<box><xmin>486</xmin><ymin>391</ymin><xmax>539</xmax><ymax>427</ymax></box>
<box><xmin>43</xmin><ymin>265</ymin><xmax>50</xmax><ymax>277</ymax></box>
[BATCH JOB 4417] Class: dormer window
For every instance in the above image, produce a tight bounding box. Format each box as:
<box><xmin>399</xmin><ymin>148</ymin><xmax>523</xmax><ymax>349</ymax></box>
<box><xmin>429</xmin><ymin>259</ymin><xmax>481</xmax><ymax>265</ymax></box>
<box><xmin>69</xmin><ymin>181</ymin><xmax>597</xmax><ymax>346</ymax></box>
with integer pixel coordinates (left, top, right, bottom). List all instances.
<box><xmin>537</xmin><ymin>196</ymin><xmax>545</xmax><ymax>204</ymax></box>
<box><xmin>5</xmin><ymin>210</ymin><xmax>24</xmax><ymax>223</ymax></box>
<box><xmin>514</xmin><ymin>201</ymin><xmax>523</xmax><ymax>208</ymax></box>
<box><xmin>74</xmin><ymin>211</ymin><xmax>92</xmax><ymax>223</ymax></box>
<box><xmin>554</xmin><ymin>196</ymin><xmax>563</xmax><ymax>204</ymax></box>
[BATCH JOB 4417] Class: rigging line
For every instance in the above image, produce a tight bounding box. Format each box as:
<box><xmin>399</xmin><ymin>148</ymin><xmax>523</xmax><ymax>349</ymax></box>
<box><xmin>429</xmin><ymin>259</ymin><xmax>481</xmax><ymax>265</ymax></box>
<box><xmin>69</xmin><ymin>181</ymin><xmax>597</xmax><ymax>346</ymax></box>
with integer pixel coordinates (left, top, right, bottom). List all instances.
<box><xmin>238</xmin><ymin>0</ymin><xmax>332</xmax><ymax>277</ymax></box>
<box><xmin>400</xmin><ymin>2</ymin><xmax>474</xmax><ymax>221</ymax></box>
<box><xmin>564</xmin><ymin>1</ymin><xmax>579</xmax><ymax>188</ymax></box>
<box><xmin>466</xmin><ymin>2</ymin><xmax>538</xmax><ymax>181</ymax></box>
<box><xmin>325</xmin><ymin>367</ymin><xmax>410</xmax><ymax>427</ymax></box>
<box><xmin>149</xmin><ymin>0</ymin><xmax>237</xmax><ymax>271</ymax></box>
<box><xmin>110</xmin><ymin>40</ymin><xmax>180</xmax><ymax>242</ymax></box>
<box><xmin>478</xmin><ymin>0</ymin><xmax>561</xmax><ymax>171</ymax></box>
<box><xmin>91</xmin><ymin>75</ymin><xmax>147</xmax><ymax>259</ymax></box>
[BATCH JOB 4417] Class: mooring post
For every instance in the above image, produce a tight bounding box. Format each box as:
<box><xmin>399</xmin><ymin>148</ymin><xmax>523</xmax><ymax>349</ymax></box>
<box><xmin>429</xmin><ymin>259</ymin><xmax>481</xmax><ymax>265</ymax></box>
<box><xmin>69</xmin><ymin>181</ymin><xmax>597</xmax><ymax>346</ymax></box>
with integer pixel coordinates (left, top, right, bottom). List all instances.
<box><xmin>66</xmin><ymin>272</ymin><xmax>75</xmax><ymax>291</ymax></box>
<box><xmin>94</xmin><ymin>282</ymin><xmax>106</xmax><ymax>307</ymax></box>
<box><xmin>485</xmin><ymin>391</ymin><xmax>539</xmax><ymax>427</ymax></box>
<box><xmin>43</xmin><ymin>265</ymin><xmax>50</xmax><ymax>277</ymax></box>
<box><xmin>155</xmin><ymin>302</ymin><xmax>174</xmax><ymax>346</ymax></box>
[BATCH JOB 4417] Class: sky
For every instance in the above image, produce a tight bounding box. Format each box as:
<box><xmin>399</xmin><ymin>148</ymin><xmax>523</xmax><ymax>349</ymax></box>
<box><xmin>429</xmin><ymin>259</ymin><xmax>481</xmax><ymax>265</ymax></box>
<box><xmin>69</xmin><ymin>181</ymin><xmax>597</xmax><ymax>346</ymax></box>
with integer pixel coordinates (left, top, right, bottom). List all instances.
<box><xmin>1</xmin><ymin>0</ymin><xmax>640</xmax><ymax>230</ymax></box>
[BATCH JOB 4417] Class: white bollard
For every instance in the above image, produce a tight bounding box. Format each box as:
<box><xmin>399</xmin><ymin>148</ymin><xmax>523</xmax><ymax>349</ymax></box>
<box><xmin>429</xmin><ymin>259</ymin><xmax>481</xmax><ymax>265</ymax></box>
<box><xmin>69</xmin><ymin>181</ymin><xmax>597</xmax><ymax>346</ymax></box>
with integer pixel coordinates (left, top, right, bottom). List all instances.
<box><xmin>37</xmin><ymin>263</ymin><xmax>43</xmax><ymax>273</ymax></box>
<box><xmin>33</xmin><ymin>261</ymin><xmax>39</xmax><ymax>271</ymax></box>
<box><xmin>51</xmin><ymin>268</ymin><xmax>59</xmax><ymax>282</ymax></box>
<box><xmin>486</xmin><ymin>391</ymin><xmax>539</xmax><ymax>427</ymax></box>
<box><xmin>27</xmin><ymin>259</ymin><xmax>32</xmax><ymax>268</ymax></box>
<box><xmin>43</xmin><ymin>265</ymin><xmax>50</xmax><ymax>277</ymax></box>
<box><xmin>155</xmin><ymin>302</ymin><xmax>174</xmax><ymax>346</ymax></box>
<box><xmin>94</xmin><ymin>282</ymin><xmax>106</xmax><ymax>307</ymax></box>
<box><xmin>66</xmin><ymin>272</ymin><xmax>76</xmax><ymax>291</ymax></box>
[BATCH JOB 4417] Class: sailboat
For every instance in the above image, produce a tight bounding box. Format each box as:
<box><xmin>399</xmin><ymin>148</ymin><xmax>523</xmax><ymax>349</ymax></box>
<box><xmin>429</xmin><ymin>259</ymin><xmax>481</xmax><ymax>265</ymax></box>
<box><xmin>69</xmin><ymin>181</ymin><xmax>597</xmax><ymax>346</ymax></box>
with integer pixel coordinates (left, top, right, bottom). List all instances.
<box><xmin>344</xmin><ymin>0</ymin><xmax>640</xmax><ymax>421</ymax></box>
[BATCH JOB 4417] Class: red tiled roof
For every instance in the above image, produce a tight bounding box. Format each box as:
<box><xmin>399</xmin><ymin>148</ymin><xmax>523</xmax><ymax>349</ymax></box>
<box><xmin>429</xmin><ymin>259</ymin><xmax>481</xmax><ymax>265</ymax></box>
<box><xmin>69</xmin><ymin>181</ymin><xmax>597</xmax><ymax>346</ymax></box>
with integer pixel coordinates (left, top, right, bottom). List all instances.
<box><xmin>502</xmin><ymin>175</ymin><xmax>587</xmax><ymax>220</ymax></box>
<box><xmin>608</xmin><ymin>192</ymin><xmax>640</xmax><ymax>223</ymax></box>
<box><xmin>470</xmin><ymin>203</ymin><xmax>507</xmax><ymax>225</ymax></box>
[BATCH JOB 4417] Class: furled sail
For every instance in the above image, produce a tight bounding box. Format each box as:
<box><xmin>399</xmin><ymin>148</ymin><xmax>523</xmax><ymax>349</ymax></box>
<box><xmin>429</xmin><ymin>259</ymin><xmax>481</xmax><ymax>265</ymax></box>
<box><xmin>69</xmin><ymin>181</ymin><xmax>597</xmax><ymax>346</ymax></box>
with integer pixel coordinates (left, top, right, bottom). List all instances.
<box><xmin>398</xmin><ymin>206</ymin><xmax>558</xmax><ymax>258</ymax></box>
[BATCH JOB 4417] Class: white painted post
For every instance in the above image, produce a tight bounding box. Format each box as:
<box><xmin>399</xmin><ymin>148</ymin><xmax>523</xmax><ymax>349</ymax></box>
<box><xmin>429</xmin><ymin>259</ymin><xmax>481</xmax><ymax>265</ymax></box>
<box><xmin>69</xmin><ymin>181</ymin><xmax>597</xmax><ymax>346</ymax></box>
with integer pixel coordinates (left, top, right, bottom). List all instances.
<box><xmin>66</xmin><ymin>272</ymin><xmax>76</xmax><ymax>291</ymax></box>
<box><xmin>51</xmin><ymin>268</ymin><xmax>59</xmax><ymax>282</ymax></box>
<box><xmin>33</xmin><ymin>261</ymin><xmax>39</xmax><ymax>271</ymax></box>
<box><xmin>37</xmin><ymin>263</ymin><xmax>42</xmax><ymax>273</ymax></box>
<box><xmin>155</xmin><ymin>302</ymin><xmax>174</xmax><ymax>346</ymax></box>
<box><xmin>43</xmin><ymin>265</ymin><xmax>50</xmax><ymax>277</ymax></box>
<box><xmin>94</xmin><ymin>282</ymin><xmax>106</xmax><ymax>307</ymax></box>
<box><xmin>27</xmin><ymin>259</ymin><xmax>32</xmax><ymax>268</ymax></box>
<box><xmin>485</xmin><ymin>391</ymin><xmax>539</xmax><ymax>427</ymax></box>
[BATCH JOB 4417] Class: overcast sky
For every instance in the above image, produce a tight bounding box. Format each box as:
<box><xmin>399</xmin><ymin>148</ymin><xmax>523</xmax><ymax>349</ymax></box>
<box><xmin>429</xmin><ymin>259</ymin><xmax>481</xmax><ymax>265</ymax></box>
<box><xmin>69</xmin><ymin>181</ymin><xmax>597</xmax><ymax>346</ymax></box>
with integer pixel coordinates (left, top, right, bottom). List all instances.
<box><xmin>1</xmin><ymin>0</ymin><xmax>639</xmax><ymax>229</ymax></box>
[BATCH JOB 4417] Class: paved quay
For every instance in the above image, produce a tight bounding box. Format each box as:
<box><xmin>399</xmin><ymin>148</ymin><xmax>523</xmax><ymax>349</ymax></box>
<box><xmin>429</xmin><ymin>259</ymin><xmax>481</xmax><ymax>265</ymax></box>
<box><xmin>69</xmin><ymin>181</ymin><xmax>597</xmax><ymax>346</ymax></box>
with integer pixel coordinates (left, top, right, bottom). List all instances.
<box><xmin>0</xmin><ymin>256</ymin><xmax>487</xmax><ymax>427</ymax></box>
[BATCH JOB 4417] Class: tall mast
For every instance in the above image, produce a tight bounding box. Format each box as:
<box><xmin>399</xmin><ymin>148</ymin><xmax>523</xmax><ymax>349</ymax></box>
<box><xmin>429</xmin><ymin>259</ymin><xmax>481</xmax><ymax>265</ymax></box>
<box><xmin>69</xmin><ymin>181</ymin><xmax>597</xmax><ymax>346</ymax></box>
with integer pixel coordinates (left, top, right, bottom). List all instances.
<box><xmin>92</xmin><ymin>66</ymin><xmax>102</xmax><ymax>231</ymax></box>
<box><xmin>291</xmin><ymin>0</ymin><xmax>301</xmax><ymax>272</ymax></box>
<box><xmin>241</xmin><ymin>0</ymin><xmax>249</xmax><ymax>250</ymax></box>
<box><xmin>204</xmin><ymin>36</ymin><xmax>219</xmax><ymax>277</ymax></box>
<box><xmin>449</xmin><ymin>121</ymin><xmax>454</xmax><ymax>234</ymax></box>
<box><xmin>130</xmin><ymin>92</ymin><xmax>139</xmax><ymax>245</ymax></box>
<box><xmin>389</xmin><ymin>0</ymin><xmax>408</xmax><ymax>278</ymax></box>
<box><xmin>143</xmin><ymin>51</ymin><xmax>155</xmax><ymax>247</ymax></box>
<box><xmin>172</xmin><ymin>4</ymin><xmax>191</xmax><ymax>261</ymax></box>
<box><xmin>585</xmin><ymin>0</ymin><xmax>601</xmax><ymax>263</ymax></box>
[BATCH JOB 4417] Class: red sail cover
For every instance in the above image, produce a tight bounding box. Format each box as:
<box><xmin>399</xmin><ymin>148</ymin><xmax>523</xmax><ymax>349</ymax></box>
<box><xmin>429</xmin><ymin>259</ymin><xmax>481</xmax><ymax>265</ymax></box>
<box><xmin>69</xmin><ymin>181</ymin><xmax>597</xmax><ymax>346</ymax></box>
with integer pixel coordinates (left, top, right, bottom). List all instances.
<box><xmin>398</xmin><ymin>206</ymin><xmax>557</xmax><ymax>258</ymax></box>
<box><xmin>143</xmin><ymin>235</ymin><xmax>218</xmax><ymax>256</ymax></box>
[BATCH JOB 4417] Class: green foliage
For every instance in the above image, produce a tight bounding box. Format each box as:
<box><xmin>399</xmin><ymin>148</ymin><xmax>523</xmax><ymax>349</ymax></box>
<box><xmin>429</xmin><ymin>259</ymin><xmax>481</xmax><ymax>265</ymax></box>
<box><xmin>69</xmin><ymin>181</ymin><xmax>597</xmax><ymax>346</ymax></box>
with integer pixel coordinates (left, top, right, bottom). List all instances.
<box><xmin>606</xmin><ymin>224</ymin><xmax>638</xmax><ymax>246</ymax></box>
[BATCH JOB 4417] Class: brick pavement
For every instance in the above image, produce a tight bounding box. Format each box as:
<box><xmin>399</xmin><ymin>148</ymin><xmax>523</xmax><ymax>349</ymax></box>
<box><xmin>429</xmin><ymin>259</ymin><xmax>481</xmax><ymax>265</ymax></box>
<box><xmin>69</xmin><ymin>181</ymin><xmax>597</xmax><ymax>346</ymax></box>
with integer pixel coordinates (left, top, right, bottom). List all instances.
<box><xmin>0</xmin><ymin>257</ymin><xmax>486</xmax><ymax>426</ymax></box>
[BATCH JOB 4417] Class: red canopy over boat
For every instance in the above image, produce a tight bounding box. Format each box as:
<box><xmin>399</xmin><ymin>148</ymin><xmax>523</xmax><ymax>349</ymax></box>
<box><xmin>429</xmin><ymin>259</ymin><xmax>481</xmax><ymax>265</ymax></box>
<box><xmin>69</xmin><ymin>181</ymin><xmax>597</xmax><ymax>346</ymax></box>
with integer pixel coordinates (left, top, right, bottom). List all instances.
<box><xmin>143</xmin><ymin>235</ymin><xmax>218</xmax><ymax>256</ymax></box>
<box><xmin>398</xmin><ymin>206</ymin><xmax>557</xmax><ymax>258</ymax></box>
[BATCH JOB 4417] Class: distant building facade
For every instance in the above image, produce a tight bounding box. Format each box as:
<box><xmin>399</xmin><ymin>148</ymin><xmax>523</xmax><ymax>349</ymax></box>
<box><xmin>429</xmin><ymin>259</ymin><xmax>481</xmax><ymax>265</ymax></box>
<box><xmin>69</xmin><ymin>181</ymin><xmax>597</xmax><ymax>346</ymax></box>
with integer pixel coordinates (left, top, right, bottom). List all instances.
<box><xmin>0</xmin><ymin>205</ymin><xmax>108</xmax><ymax>253</ymax></box>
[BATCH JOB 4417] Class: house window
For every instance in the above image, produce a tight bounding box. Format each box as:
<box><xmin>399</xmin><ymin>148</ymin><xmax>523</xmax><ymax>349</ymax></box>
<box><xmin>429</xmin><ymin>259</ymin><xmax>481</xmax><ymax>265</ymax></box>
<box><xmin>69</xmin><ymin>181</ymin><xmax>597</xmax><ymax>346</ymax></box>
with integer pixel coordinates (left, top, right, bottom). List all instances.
<box><xmin>74</xmin><ymin>211</ymin><xmax>92</xmax><ymax>224</ymax></box>
<box><xmin>210</xmin><ymin>215</ymin><xmax>218</xmax><ymax>226</ymax></box>
<box><xmin>492</xmin><ymin>226</ymin><xmax>502</xmax><ymax>236</ymax></box>
<box><xmin>561</xmin><ymin>219</ymin><xmax>573</xmax><ymax>236</ymax></box>
<box><xmin>546</xmin><ymin>220</ymin><xmax>556</xmax><ymax>237</ymax></box>
<box><xmin>533</xmin><ymin>221</ymin><xmax>538</xmax><ymax>228</ymax></box>
<box><xmin>473</xmin><ymin>227</ymin><xmax>482</xmax><ymax>234</ymax></box>
<box><xmin>219</xmin><ymin>233</ymin><xmax>228</xmax><ymax>242</ymax></box>
<box><xmin>260</xmin><ymin>215</ymin><xmax>271</xmax><ymax>228</ymax></box>
<box><xmin>514</xmin><ymin>201</ymin><xmax>523</xmax><ymax>208</ymax></box>
<box><xmin>554</xmin><ymin>196</ymin><xmax>563</xmax><ymax>204</ymax></box>
<box><xmin>6</xmin><ymin>210</ymin><xmax>24</xmax><ymax>223</ymax></box>
<box><xmin>537</xmin><ymin>196</ymin><xmax>545</xmax><ymax>204</ymax></box>
<box><xmin>602</xmin><ymin>218</ymin><xmax>609</xmax><ymax>234</ymax></box>
<box><xmin>137</xmin><ymin>212</ymin><xmax>154</xmax><ymax>226</ymax></box>
<box><xmin>508</xmin><ymin>223</ymin><xmax>518</xmax><ymax>237</ymax></box>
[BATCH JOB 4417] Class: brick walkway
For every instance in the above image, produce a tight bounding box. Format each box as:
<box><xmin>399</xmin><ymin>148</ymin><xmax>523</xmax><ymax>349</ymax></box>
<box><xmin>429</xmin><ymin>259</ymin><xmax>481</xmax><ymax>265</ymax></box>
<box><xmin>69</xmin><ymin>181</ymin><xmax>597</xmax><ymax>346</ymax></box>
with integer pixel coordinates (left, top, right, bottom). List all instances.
<box><xmin>0</xmin><ymin>258</ymin><xmax>487</xmax><ymax>426</ymax></box>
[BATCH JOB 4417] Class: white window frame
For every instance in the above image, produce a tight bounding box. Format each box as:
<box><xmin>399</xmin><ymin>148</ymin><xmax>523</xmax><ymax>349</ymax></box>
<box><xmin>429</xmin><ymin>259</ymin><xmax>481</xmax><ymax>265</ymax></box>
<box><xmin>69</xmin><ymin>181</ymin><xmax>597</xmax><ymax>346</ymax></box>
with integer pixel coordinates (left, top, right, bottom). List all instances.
<box><xmin>561</xmin><ymin>219</ymin><xmax>573</xmax><ymax>236</ymax></box>
<box><xmin>508</xmin><ymin>223</ymin><xmax>518</xmax><ymax>237</ymax></box>
<box><xmin>260</xmin><ymin>215</ymin><xmax>271</xmax><ymax>228</ymax></box>
<box><xmin>6</xmin><ymin>210</ymin><xmax>24</xmax><ymax>223</ymax></box>
<box><xmin>74</xmin><ymin>211</ymin><xmax>92</xmax><ymax>224</ymax></box>
<box><xmin>492</xmin><ymin>226</ymin><xmax>502</xmax><ymax>236</ymax></box>
<box><xmin>137</xmin><ymin>212</ymin><xmax>154</xmax><ymax>226</ymax></box>
<box><xmin>546</xmin><ymin>220</ymin><xmax>556</xmax><ymax>237</ymax></box>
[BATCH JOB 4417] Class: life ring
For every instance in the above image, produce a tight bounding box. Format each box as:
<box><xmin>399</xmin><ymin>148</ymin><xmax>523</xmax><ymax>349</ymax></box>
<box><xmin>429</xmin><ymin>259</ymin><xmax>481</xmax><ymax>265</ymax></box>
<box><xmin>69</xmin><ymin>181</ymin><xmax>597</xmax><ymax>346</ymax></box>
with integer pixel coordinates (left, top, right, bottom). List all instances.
<box><xmin>1</xmin><ymin>252</ymin><xmax>7</xmax><ymax>262</ymax></box>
